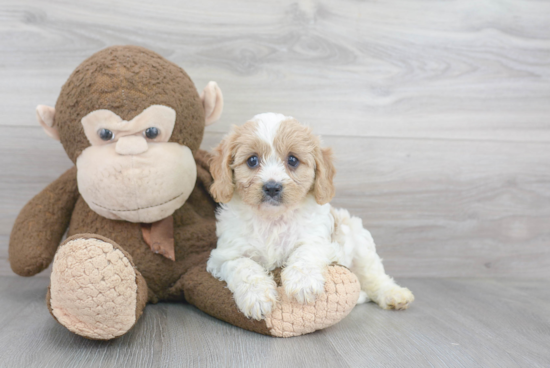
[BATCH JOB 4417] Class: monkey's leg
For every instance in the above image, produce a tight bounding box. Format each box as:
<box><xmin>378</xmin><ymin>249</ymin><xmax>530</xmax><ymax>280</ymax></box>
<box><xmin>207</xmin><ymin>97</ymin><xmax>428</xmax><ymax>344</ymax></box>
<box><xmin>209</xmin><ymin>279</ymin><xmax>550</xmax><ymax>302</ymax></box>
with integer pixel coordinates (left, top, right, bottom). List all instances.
<box><xmin>180</xmin><ymin>263</ymin><xmax>361</xmax><ymax>337</ymax></box>
<box><xmin>47</xmin><ymin>234</ymin><xmax>148</xmax><ymax>340</ymax></box>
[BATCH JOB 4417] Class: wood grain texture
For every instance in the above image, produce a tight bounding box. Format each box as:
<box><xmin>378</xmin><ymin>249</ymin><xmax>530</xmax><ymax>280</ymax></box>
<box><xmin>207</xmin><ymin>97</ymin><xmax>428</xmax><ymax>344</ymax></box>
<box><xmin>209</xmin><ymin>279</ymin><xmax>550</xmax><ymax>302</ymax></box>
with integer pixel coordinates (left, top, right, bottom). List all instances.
<box><xmin>1</xmin><ymin>1</ymin><xmax>550</xmax><ymax>277</ymax></box>
<box><xmin>2</xmin><ymin>0</ymin><xmax>550</xmax><ymax>141</ymax></box>
<box><xmin>0</xmin><ymin>276</ymin><xmax>548</xmax><ymax>368</ymax></box>
<box><xmin>2</xmin><ymin>1</ymin><xmax>550</xmax><ymax>365</ymax></box>
<box><xmin>2</xmin><ymin>127</ymin><xmax>549</xmax><ymax>277</ymax></box>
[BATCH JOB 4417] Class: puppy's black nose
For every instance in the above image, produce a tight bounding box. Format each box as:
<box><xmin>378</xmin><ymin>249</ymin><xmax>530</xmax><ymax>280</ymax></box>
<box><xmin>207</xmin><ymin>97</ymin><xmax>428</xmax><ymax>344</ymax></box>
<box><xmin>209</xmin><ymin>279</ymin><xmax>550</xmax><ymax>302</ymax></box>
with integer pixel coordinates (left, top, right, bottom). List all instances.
<box><xmin>263</xmin><ymin>181</ymin><xmax>283</xmax><ymax>198</ymax></box>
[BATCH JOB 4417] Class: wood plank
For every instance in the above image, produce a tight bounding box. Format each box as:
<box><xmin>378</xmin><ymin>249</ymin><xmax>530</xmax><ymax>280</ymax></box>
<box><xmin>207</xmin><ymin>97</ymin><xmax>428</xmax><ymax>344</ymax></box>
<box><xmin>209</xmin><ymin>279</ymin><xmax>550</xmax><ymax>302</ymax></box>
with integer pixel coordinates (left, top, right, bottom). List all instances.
<box><xmin>2</xmin><ymin>127</ymin><xmax>549</xmax><ymax>278</ymax></box>
<box><xmin>0</xmin><ymin>276</ymin><xmax>548</xmax><ymax>367</ymax></box>
<box><xmin>326</xmin><ymin>135</ymin><xmax>550</xmax><ymax>278</ymax></box>
<box><xmin>1</xmin><ymin>0</ymin><xmax>550</xmax><ymax>142</ymax></box>
<box><xmin>2</xmin><ymin>0</ymin><xmax>550</xmax><ymax>366</ymax></box>
<box><xmin>326</xmin><ymin>278</ymin><xmax>550</xmax><ymax>368</ymax></box>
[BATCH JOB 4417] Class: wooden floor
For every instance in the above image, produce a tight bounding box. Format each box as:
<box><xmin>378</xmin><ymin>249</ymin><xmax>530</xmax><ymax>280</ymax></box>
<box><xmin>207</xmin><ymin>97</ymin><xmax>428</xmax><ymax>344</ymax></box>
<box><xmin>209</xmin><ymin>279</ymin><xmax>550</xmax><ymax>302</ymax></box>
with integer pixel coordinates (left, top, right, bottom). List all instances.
<box><xmin>1</xmin><ymin>0</ymin><xmax>550</xmax><ymax>366</ymax></box>
<box><xmin>0</xmin><ymin>276</ymin><xmax>548</xmax><ymax>368</ymax></box>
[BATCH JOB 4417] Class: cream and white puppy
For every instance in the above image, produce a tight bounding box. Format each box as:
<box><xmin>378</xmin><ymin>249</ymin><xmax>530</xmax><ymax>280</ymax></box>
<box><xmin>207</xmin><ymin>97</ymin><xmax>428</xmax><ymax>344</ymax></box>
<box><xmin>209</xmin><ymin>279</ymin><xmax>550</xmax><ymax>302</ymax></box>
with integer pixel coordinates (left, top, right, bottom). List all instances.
<box><xmin>207</xmin><ymin>113</ymin><xmax>414</xmax><ymax>320</ymax></box>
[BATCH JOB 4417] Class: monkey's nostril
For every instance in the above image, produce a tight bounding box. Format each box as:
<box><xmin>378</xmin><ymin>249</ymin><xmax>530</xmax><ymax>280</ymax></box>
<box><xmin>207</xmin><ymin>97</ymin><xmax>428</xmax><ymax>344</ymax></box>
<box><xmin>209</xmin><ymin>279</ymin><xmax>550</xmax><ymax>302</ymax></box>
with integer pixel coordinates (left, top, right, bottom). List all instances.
<box><xmin>262</xmin><ymin>181</ymin><xmax>283</xmax><ymax>198</ymax></box>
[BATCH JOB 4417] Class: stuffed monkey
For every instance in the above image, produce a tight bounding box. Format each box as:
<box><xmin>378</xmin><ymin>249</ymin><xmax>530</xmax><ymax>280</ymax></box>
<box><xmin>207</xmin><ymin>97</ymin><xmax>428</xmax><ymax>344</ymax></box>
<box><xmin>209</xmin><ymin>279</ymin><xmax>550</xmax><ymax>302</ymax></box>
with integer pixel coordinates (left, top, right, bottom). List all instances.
<box><xmin>9</xmin><ymin>46</ymin><xmax>360</xmax><ymax>339</ymax></box>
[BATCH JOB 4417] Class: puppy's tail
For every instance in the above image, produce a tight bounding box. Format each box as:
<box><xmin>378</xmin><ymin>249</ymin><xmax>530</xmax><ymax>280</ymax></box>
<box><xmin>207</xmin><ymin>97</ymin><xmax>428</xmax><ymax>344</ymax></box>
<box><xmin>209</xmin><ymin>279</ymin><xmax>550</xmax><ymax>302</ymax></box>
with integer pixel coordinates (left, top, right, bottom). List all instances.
<box><xmin>330</xmin><ymin>206</ymin><xmax>379</xmax><ymax>305</ymax></box>
<box><xmin>330</xmin><ymin>206</ymin><xmax>375</xmax><ymax>252</ymax></box>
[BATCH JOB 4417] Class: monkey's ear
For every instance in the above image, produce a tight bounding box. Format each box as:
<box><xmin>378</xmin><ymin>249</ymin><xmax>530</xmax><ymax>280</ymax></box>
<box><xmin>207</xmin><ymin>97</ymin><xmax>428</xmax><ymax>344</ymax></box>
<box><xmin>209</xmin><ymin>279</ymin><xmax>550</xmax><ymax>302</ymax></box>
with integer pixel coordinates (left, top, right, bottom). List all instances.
<box><xmin>36</xmin><ymin>105</ymin><xmax>60</xmax><ymax>141</ymax></box>
<box><xmin>200</xmin><ymin>81</ymin><xmax>224</xmax><ymax>126</ymax></box>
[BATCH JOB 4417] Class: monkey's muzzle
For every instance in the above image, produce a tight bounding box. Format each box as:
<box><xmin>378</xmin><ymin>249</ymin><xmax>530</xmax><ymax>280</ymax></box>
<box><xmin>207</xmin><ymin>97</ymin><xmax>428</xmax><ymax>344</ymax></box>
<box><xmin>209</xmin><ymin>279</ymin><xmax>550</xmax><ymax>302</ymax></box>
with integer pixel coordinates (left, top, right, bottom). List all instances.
<box><xmin>76</xmin><ymin>142</ymin><xmax>196</xmax><ymax>223</ymax></box>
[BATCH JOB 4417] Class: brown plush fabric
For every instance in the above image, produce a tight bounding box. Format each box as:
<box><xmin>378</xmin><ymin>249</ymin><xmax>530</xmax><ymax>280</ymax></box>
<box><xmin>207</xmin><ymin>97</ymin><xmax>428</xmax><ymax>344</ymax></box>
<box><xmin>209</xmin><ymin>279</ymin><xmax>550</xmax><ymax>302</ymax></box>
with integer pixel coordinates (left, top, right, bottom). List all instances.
<box><xmin>10</xmin><ymin>46</ymin><xmax>357</xmax><ymax>339</ymax></box>
<box><xmin>182</xmin><ymin>264</ymin><xmax>272</xmax><ymax>335</ymax></box>
<box><xmin>65</xmin><ymin>155</ymin><xmax>217</xmax><ymax>303</ymax></box>
<box><xmin>135</xmin><ymin>267</ymin><xmax>149</xmax><ymax>323</ymax></box>
<box><xmin>195</xmin><ymin>149</ymin><xmax>214</xmax><ymax>191</ymax></box>
<box><xmin>9</xmin><ymin>166</ymin><xmax>79</xmax><ymax>276</ymax></box>
<box><xmin>54</xmin><ymin>45</ymin><xmax>205</xmax><ymax>163</ymax></box>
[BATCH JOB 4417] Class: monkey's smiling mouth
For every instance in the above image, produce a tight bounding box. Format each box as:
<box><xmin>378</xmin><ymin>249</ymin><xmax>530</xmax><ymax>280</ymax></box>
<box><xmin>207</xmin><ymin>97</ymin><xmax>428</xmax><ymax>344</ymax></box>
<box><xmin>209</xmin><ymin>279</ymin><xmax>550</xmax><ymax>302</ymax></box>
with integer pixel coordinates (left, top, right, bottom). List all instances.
<box><xmin>90</xmin><ymin>191</ymin><xmax>186</xmax><ymax>212</ymax></box>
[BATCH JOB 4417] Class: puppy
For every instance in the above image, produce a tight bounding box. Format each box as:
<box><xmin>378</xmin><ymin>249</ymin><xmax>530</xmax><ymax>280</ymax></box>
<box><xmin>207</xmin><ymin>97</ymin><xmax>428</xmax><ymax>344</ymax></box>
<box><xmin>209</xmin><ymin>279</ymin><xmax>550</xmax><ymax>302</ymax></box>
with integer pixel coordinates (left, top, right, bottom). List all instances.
<box><xmin>207</xmin><ymin>113</ymin><xmax>414</xmax><ymax>320</ymax></box>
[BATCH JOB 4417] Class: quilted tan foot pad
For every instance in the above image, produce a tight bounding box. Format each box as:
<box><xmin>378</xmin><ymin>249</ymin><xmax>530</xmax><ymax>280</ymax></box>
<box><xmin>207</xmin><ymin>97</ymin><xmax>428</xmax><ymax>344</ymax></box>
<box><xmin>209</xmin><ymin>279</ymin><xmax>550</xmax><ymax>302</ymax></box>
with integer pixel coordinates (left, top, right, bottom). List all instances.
<box><xmin>50</xmin><ymin>236</ymin><xmax>138</xmax><ymax>340</ymax></box>
<box><xmin>266</xmin><ymin>265</ymin><xmax>361</xmax><ymax>337</ymax></box>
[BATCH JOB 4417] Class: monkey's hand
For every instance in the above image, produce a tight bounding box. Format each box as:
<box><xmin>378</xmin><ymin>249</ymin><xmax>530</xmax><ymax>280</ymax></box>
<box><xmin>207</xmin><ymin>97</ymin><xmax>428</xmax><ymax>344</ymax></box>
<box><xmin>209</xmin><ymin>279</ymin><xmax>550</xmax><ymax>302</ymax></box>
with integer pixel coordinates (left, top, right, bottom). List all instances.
<box><xmin>9</xmin><ymin>167</ymin><xmax>79</xmax><ymax>276</ymax></box>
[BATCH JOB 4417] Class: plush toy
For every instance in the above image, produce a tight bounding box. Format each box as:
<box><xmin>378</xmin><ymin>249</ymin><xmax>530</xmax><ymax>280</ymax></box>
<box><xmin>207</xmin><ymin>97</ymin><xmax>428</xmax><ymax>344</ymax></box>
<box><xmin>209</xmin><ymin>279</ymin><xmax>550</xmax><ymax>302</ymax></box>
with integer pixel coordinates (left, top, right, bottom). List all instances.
<box><xmin>9</xmin><ymin>45</ymin><xmax>360</xmax><ymax>339</ymax></box>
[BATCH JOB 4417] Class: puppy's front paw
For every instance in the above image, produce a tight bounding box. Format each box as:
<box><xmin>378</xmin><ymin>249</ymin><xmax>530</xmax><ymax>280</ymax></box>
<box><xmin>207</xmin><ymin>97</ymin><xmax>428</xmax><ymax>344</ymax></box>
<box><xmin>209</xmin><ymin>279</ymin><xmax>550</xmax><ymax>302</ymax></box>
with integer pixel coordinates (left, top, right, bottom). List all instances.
<box><xmin>281</xmin><ymin>265</ymin><xmax>326</xmax><ymax>304</ymax></box>
<box><xmin>377</xmin><ymin>286</ymin><xmax>414</xmax><ymax>310</ymax></box>
<box><xmin>233</xmin><ymin>278</ymin><xmax>278</xmax><ymax>320</ymax></box>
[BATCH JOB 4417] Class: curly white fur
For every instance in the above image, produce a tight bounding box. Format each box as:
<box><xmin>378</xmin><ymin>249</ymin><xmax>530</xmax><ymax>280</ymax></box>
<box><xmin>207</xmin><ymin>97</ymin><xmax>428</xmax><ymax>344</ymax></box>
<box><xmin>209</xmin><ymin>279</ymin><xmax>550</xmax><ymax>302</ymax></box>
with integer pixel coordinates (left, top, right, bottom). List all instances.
<box><xmin>207</xmin><ymin>113</ymin><xmax>414</xmax><ymax>319</ymax></box>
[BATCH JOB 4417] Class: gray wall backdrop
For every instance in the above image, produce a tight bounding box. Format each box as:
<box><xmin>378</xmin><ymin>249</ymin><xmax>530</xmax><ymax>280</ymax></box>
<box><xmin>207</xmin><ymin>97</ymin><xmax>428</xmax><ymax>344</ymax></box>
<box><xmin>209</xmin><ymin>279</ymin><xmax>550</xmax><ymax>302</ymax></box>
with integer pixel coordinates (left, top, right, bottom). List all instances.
<box><xmin>1</xmin><ymin>0</ymin><xmax>549</xmax><ymax>278</ymax></box>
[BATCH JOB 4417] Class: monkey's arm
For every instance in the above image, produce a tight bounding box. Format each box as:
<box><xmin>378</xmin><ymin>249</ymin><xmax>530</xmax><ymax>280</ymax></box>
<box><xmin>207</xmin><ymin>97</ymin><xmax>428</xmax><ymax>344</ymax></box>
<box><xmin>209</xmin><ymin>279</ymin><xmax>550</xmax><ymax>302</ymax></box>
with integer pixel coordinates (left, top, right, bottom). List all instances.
<box><xmin>9</xmin><ymin>166</ymin><xmax>79</xmax><ymax>276</ymax></box>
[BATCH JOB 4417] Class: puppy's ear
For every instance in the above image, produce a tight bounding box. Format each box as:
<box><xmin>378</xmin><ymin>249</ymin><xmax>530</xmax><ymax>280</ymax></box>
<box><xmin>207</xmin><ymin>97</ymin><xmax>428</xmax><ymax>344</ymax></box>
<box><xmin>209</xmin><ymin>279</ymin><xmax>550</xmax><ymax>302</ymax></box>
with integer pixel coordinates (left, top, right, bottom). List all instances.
<box><xmin>313</xmin><ymin>146</ymin><xmax>336</xmax><ymax>205</ymax></box>
<box><xmin>209</xmin><ymin>132</ymin><xmax>236</xmax><ymax>203</ymax></box>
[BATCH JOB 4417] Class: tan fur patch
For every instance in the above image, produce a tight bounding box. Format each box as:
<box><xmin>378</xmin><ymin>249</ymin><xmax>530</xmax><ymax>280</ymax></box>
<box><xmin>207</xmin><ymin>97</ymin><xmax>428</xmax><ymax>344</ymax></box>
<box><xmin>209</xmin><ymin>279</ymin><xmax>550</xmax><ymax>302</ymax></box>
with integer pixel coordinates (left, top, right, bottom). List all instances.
<box><xmin>233</xmin><ymin>164</ymin><xmax>265</xmax><ymax>207</ymax></box>
<box><xmin>209</xmin><ymin>134</ymin><xmax>236</xmax><ymax>203</ymax></box>
<box><xmin>273</xmin><ymin>119</ymin><xmax>317</xmax><ymax>167</ymax></box>
<box><xmin>231</xmin><ymin>122</ymin><xmax>274</xmax><ymax>207</ymax></box>
<box><xmin>272</xmin><ymin>119</ymin><xmax>335</xmax><ymax>206</ymax></box>
<box><xmin>210</xmin><ymin>117</ymin><xmax>336</xmax><ymax>207</ymax></box>
<box><xmin>313</xmin><ymin>146</ymin><xmax>336</xmax><ymax>205</ymax></box>
<box><xmin>272</xmin><ymin>119</ymin><xmax>318</xmax><ymax>206</ymax></box>
<box><xmin>210</xmin><ymin>120</ymin><xmax>272</xmax><ymax>204</ymax></box>
<box><xmin>231</xmin><ymin>123</ymin><xmax>272</xmax><ymax>166</ymax></box>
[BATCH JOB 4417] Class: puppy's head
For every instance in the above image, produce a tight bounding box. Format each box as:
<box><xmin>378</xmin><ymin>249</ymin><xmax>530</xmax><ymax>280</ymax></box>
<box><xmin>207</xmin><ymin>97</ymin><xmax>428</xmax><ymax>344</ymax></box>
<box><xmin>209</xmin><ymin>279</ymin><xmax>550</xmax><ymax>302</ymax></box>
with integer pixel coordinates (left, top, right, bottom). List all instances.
<box><xmin>210</xmin><ymin>113</ymin><xmax>335</xmax><ymax>213</ymax></box>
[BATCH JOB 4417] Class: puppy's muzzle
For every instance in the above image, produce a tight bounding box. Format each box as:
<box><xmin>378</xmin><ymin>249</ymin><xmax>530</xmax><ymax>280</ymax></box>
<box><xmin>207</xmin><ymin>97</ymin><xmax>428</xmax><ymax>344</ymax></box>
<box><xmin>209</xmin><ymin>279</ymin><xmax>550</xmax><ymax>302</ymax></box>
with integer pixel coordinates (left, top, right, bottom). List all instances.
<box><xmin>262</xmin><ymin>180</ymin><xmax>283</xmax><ymax>203</ymax></box>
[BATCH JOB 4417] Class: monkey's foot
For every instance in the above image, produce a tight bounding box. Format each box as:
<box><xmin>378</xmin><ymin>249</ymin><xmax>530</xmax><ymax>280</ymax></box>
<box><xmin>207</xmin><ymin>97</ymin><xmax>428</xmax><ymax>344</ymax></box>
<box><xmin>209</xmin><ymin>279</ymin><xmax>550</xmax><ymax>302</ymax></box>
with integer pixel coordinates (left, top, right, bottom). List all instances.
<box><xmin>265</xmin><ymin>265</ymin><xmax>361</xmax><ymax>337</ymax></box>
<box><xmin>48</xmin><ymin>234</ymin><xmax>147</xmax><ymax>340</ymax></box>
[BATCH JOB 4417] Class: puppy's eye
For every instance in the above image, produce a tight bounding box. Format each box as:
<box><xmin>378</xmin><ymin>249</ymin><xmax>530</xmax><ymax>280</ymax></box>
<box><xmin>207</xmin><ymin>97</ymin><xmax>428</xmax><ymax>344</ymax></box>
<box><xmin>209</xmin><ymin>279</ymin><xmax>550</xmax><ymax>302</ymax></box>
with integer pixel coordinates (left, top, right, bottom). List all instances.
<box><xmin>144</xmin><ymin>127</ymin><xmax>159</xmax><ymax>139</ymax></box>
<box><xmin>288</xmin><ymin>155</ymin><xmax>299</xmax><ymax>168</ymax></box>
<box><xmin>98</xmin><ymin>128</ymin><xmax>114</xmax><ymax>141</ymax></box>
<box><xmin>247</xmin><ymin>155</ymin><xmax>259</xmax><ymax>168</ymax></box>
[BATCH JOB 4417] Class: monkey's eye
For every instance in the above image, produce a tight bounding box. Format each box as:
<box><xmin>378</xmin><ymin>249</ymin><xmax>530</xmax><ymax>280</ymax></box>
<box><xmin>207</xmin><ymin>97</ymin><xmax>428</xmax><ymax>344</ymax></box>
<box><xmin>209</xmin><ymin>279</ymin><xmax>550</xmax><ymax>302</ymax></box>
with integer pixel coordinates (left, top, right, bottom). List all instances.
<box><xmin>288</xmin><ymin>155</ymin><xmax>299</xmax><ymax>168</ymax></box>
<box><xmin>98</xmin><ymin>128</ymin><xmax>114</xmax><ymax>141</ymax></box>
<box><xmin>247</xmin><ymin>155</ymin><xmax>259</xmax><ymax>168</ymax></box>
<box><xmin>144</xmin><ymin>127</ymin><xmax>159</xmax><ymax>139</ymax></box>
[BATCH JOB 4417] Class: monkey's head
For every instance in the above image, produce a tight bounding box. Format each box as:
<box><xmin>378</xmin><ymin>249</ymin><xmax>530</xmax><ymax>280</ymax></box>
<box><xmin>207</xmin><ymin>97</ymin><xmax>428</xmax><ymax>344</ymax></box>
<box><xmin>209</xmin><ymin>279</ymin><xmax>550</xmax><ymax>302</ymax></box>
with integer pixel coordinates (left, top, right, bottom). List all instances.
<box><xmin>36</xmin><ymin>46</ymin><xmax>223</xmax><ymax>223</ymax></box>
